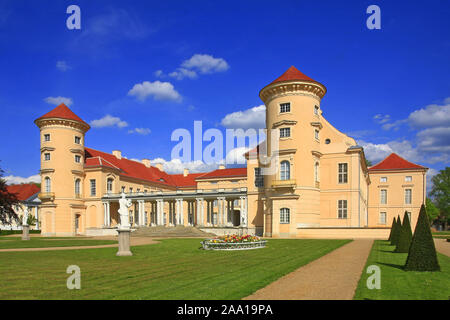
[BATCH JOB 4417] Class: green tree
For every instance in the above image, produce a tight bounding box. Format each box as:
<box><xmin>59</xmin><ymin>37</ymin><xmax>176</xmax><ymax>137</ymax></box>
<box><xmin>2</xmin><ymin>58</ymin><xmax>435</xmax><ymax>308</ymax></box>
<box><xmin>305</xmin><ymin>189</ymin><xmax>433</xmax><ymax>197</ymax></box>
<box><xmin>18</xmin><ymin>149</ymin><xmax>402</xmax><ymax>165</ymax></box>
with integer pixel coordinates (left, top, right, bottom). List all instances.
<box><xmin>425</xmin><ymin>198</ymin><xmax>440</xmax><ymax>224</ymax></box>
<box><xmin>388</xmin><ymin>216</ymin><xmax>396</xmax><ymax>242</ymax></box>
<box><xmin>0</xmin><ymin>166</ymin><xmax>20</xmax><ymax>225</ymax></box>
<box><xmin>395</xmin><ymin>211</ymin><xmax>413</xmax><ymax>253</ymax></box>
<box><xmin>429</xmin><ymin>167</ymin><xmax>450</xmax><ymax>228</ymax></box>
<box><xmin>404</xmin><ymin>204</ymin><xmax>440</xmax><ymax>271</ymax></box>
<box><xmin>365</xmin><ymin>159</ymin><xmax>373</xmax><ymax>167</ymax></box>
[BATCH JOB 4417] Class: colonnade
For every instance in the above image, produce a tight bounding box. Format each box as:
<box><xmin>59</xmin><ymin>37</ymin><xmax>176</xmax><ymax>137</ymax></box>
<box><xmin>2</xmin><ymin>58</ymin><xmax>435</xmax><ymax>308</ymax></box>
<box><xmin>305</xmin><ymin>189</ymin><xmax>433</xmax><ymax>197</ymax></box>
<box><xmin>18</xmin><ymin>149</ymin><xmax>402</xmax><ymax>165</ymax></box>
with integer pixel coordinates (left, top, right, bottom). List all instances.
<box><xmin>102</xmin><ymin>196</ymin><xmax>248</xmax><ymax>228</ymax></box>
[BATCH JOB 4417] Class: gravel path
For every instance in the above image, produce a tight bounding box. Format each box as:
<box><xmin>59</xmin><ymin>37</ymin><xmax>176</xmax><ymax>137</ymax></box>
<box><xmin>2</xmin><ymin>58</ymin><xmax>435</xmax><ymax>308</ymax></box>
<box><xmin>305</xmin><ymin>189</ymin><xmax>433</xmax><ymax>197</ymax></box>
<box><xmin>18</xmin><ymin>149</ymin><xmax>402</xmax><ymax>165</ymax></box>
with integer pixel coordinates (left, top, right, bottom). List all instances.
<box><xmin>244</xmin><ymin>239</ymin><xmax>374</xmax><ymax>300</ymax></box>
<box><xmin>434</xmin><ymin>238</ymin><xmax>450</xmax><ymax>257</ymax></box>
<box><xmin>0</xmin><ymin>236</ymin><xmax>158</xmax><ymax>252</ymax></box>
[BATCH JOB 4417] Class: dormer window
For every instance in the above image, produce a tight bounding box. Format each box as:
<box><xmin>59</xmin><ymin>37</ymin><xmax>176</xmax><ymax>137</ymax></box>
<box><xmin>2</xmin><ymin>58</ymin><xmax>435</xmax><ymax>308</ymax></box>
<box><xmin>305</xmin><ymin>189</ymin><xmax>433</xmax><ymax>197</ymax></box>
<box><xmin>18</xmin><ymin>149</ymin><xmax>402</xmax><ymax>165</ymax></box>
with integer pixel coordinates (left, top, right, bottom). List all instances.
<box><xmin>280</xmin><ymin>103</ymin><xmax>291</xmax><ymax>113</ymax></box>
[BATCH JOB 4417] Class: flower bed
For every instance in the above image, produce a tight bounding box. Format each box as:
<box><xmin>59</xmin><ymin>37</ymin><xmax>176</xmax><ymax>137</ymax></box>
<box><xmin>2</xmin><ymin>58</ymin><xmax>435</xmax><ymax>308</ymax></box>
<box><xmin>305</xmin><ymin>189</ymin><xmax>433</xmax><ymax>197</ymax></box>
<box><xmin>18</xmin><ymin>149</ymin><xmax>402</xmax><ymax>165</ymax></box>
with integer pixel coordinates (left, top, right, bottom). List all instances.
<box><xmin>201</xmin><ymin>235</ymin><xmax>267</xmax><ymax>250</ymax></box>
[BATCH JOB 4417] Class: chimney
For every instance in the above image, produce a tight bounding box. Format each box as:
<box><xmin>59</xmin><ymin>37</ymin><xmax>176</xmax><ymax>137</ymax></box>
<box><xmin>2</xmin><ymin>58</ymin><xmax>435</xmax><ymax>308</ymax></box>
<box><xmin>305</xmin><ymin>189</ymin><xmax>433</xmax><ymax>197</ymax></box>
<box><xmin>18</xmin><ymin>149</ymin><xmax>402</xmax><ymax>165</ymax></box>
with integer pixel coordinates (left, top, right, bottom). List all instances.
<box><xmin>112</xmin><ymin>150</ymin><xmax>122</xmax><ymax>159</ymax></box>
<box><xmin>219</xmin><ymin>164</ymin><xmax>226</xmax><ymax>170</ymax></box>
<box><xmin>142</xmin><ymin>159</ymin><xmax>151</xmax><ymax>168</ymax></box>
<box><xmin>183</xmin><ymin>168</ymin><xmax>189</xmax><ymax>177</ymax></box>
<box><xmin>155</xmin><ymin>163</ymin><xmax>164</xmax><ymax>171</ymax></box>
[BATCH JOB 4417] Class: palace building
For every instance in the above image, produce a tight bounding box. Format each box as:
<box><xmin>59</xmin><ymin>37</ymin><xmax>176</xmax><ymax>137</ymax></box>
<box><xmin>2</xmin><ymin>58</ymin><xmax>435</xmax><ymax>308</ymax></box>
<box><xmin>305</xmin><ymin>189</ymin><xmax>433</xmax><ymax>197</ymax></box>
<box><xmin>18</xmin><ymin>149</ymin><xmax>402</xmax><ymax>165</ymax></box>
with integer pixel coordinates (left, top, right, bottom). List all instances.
<box><xmin>32</xmin><ymin>66</ymin><xmax>428</xmax><ymax>238</ymax></box>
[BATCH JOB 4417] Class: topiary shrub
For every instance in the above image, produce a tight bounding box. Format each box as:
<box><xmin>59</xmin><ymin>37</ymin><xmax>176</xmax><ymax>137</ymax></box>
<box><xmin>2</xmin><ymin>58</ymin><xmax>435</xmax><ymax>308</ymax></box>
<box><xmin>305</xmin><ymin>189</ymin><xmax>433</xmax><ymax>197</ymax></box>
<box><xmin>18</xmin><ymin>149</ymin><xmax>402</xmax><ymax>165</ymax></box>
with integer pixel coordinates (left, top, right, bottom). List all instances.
<box><xmin>404</xmin><ymin>204</ymin><xmax>440</xmax><ymax>271</ymax></box>
<box><xmin>388</xmin><ymin>217</ymin><xmax>396</xmax><ymax>242</ymax></box>
<box><xmin>395</xmin><ymin>211</ymin><xmax>413</xmax><ymax>253</ymax></box>
<box><xmin>390</xmin><ymin>215</ymin><xmax>402</xmax><ymax>246</ymax></box>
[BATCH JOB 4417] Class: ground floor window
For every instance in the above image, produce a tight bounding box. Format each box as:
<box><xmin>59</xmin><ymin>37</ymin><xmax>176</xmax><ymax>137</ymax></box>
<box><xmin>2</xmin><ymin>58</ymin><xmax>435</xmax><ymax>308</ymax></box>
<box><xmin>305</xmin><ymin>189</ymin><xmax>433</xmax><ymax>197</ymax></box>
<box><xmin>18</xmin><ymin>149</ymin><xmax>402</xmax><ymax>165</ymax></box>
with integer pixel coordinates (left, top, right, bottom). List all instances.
<box><xmin>280</xmin><ymin>208</ymin><xmax>290</xmax><ymax>224</ymax></box>
<box><xmin>379</xmin><ymin>212</ymin><xmax>386</xmax><ymax>224</ymax></box>
<box><xmin>338</xmin><ymin>200</ymin><xmax>347</xmax><ymax>219</ymax></box>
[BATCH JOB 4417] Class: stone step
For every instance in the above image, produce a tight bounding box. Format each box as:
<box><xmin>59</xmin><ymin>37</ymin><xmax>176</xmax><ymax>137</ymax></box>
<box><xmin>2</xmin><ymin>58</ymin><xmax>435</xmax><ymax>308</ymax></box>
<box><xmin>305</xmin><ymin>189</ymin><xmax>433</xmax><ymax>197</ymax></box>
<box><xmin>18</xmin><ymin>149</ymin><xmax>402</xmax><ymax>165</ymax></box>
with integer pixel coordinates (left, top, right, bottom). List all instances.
<box><xmin>131</xmin><ymin>225</ymin><xmax>216</xmax><ymax>238</ymax></box>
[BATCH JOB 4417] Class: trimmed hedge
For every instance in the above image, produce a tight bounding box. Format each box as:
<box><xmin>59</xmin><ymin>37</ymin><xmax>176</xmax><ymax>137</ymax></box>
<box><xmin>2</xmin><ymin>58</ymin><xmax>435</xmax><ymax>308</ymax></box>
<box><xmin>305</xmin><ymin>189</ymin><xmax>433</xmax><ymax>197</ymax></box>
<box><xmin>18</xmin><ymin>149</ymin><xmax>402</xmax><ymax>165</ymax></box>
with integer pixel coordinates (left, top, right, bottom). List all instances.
<box><xmin>0</xmin><ymin>230</ymin><xmax>41</xmax><ymax>236</ymax></box>
<box><xmin>390</xmin><ymin>215</ymin><xmax>402</xmax><ymax>246</ymax></box>
<box><xmin>388</xmin><ymin>217</ymin><xmax>396</xmax><ymax>241</ymax></box>
<box><xmin>404</xmin><ymin>204</ymin><xmax>440</xmax><ymax>271</ymax></box>
<box><xmin>395</xmin><ymin>211</ymin><xmax>413</xmax><ymax>253</ymax></box>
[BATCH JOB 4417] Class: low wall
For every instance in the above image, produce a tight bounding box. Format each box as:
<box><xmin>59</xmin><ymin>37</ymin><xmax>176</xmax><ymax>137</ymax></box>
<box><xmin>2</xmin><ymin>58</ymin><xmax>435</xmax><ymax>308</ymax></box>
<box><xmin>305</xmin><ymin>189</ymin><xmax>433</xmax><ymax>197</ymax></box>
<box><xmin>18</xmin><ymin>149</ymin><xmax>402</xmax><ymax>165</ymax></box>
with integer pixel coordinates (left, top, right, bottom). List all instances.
<box><xmin>199</xmin><ymin>227</ymin><xmax>256</xmax><ymax>237</ymax></box>
<box><xmin>294</xmin><ymin>227</ymin><xmax>390</xmax><ymax>239</ymax></box>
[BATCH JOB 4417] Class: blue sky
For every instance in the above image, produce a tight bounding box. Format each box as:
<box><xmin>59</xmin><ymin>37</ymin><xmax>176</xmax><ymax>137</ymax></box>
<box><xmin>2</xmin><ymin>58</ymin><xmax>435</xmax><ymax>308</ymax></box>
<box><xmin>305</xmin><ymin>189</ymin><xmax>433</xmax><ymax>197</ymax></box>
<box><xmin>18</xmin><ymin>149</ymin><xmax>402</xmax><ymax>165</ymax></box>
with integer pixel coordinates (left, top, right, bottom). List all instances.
<box><xmin>0</xmin><ymin>0</ymin><xmax>449</xmax><ymax>188</ymax></box>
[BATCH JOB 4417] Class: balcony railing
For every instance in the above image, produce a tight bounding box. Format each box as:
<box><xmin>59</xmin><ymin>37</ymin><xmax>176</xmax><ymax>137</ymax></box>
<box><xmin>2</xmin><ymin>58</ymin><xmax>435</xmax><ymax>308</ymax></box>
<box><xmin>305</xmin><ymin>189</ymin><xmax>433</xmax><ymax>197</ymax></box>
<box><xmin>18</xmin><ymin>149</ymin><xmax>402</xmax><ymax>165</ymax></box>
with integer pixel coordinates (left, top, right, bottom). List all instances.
<box><xmin>103</xmin><ymin>187</ymin><xmax>248</xmax><ymax>198</ymax></box>
<box><xmin>38</xmin><ymin>192</ymin><xmax>55</xmax><ymax>200</ymax></box>
<box><xmin>271</xmin><ymin>179</ymin><xmax>296</xmax><ymax>188</ymax></box>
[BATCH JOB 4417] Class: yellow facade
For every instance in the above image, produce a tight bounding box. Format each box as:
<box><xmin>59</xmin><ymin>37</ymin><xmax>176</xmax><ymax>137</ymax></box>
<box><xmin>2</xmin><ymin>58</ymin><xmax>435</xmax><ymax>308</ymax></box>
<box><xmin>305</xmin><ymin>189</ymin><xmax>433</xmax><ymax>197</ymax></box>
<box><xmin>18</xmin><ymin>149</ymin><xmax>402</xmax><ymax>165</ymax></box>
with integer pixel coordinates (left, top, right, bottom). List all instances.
<box><xmin>33</xmin><ymin>66</ymin><xmax>427</xmax><ymax>238</ymax></box>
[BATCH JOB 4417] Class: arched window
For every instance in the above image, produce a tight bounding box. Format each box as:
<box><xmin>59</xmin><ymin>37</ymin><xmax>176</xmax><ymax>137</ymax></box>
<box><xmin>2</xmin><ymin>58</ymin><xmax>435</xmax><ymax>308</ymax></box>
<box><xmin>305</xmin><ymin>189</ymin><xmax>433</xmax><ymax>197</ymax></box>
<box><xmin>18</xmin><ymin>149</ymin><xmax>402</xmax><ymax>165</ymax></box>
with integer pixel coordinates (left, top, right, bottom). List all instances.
<box><xmin>45</xmin><ymin>177</ymin><xmax>51</xmax><ymax>193</ymax></box>
<box><xmin>75</xmin><ymin>179</ymin><xmax>81</xmax><ymax>196</ymax></box>
<box><xmin>107</xmin><ymin>178</ymin><xmax>114</xmax><ymax>194</ymax></box>
<box><xmin>280</xmin><ymin>161</ymin><xmax>290</xmax><ymax>180</ymax></box>
<box><xmin>280</xmin><ymin>208</ymin><xmax>290</xmax><ymax>224</ymax></box>
<box><xmin>315</xmin><ymin>162</ymin><xmax>320</xmax><ymax>182</ymax></box>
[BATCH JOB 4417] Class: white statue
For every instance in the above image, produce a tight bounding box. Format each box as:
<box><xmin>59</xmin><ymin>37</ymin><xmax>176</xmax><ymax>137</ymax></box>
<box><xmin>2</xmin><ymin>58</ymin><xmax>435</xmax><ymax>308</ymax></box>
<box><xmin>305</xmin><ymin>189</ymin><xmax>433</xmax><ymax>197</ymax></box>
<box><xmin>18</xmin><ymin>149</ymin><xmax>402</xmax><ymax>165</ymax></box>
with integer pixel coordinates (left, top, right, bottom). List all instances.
<box><xmin>22</xmin><ymin>207</ymin><xmax>29</xmax><ymax>226</ymax></box>
<box><xmin>118</xmin><ymin>193</ymin><xmax>132</xmax><ymax>229</ymax></box>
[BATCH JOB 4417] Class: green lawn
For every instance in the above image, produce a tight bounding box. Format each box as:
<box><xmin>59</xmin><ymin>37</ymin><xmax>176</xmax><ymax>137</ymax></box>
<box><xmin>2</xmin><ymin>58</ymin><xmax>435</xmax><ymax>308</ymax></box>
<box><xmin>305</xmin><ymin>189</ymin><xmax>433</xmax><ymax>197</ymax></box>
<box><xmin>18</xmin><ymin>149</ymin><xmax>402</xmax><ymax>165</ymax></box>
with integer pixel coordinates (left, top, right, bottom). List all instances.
<box><xmin>0</xmin><ymin>237</ymin><xmax>117</xmax><ymax>249</ymax></box>
<box><xmin>354</xmin><ymin>240</ymin><xmax>450</xmax><ymax>300</ymax></box>
<box><xmin>0</xmin><ymin>238</ymin><xmax>349</xmax><ymax>300</ymax></box>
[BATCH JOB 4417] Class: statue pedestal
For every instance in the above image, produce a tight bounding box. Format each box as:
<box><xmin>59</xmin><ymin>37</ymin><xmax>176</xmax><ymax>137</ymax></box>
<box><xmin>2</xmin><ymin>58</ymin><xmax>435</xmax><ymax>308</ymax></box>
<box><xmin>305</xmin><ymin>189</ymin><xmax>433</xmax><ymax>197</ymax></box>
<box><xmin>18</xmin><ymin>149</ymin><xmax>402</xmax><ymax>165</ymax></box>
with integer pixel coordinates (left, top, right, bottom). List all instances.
<box><xmin>116</xmin><ymin>228</ymin><xmax>132</xmax><ymax>256</ymax></box>
<box><xmin>22</xmin><ymin>225</ymin><xmax>30</xmax><ymax>241</ymax></box>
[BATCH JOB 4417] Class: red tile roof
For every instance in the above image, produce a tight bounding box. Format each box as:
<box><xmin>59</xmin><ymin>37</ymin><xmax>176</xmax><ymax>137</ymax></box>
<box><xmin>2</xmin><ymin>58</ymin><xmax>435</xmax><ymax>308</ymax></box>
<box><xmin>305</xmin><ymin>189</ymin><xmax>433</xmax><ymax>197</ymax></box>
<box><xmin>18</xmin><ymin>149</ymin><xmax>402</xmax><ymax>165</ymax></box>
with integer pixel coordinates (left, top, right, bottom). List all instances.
<box><xmin>196</xmin><ymin>167</ymin><xmax>247</xmax><ymax>180</ymax></box>
<box><xmin>6</xmin><ymin>183</ymin><xmax>40</xmax><ymax>201</ymax></box>
<box><xmin>170</xmin><ymin>173</ymin><xmax>205</xmax><ymax>188</ymax></box>
<box><xmin>85</xmin><ymin>148</ymin><xmax>176</xmax><ymax>187</ymax></box>
<box><xmin>271</xmin><ymin>66</ymin><xmax>317</xmax><ymax>84</ymax></box>
<box><xmin>369</xmin><ymin>153</ymin><xmax>426</xmax><ymax>171</ymax></box>
<box><xmin>36</xmin><ymin>104</ymin><xmax>89</xmax><ymax>127</ymax></box>
<box><xmin>85</xmin><ymin>148</ymin><xmax>248</xmax><ymax>187</ymax></box>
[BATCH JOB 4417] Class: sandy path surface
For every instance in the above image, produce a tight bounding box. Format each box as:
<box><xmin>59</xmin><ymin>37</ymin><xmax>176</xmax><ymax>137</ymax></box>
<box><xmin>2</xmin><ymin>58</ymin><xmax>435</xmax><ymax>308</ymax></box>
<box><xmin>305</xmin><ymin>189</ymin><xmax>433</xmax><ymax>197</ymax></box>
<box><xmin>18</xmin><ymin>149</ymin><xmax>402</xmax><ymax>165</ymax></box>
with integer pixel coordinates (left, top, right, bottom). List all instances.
<box><xmin>434</xmin><ymin>238</ymin><xmax>450</xmax><ymax>257</ymax></box>
<box><xmin>0</xmin><ymin>236</ymin><xmax>158</xmax><ymax>252</ymax></box>
<box><xmin>244</xmin><ymin>239</ymin><xmax>374</xmax><ymax>300</ymax></box>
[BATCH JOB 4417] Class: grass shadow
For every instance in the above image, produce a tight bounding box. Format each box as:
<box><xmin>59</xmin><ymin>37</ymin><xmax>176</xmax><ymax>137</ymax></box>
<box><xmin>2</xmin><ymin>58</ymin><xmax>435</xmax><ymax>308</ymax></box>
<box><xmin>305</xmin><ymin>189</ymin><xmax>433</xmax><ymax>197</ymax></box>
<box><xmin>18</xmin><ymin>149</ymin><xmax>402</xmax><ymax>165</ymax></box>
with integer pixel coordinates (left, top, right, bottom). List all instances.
<box><xmin>377</xmin><ymin>261</ymin><xmax>405</xmax><ymax>271</ymax></box>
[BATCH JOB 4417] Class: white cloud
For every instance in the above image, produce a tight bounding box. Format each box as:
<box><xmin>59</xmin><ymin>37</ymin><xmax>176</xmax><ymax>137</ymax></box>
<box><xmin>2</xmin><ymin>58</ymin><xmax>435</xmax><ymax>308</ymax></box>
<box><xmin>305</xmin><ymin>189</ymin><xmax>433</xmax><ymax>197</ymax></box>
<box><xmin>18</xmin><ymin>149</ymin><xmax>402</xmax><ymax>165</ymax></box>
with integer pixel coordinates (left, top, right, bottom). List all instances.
<box><xmin>128</xmin><ymin>81</ymin><xmax>182</xmax><ymax>102</ymax></box>
<box><xmin>181</xmin><ymin>54</ymin><xmax>229</xmax><ymax>74</ymax></box>
<box><xmin>150</xmin><ymin>158</ymin><xmax>218</xmax><ymax>174</ymax></box>
<box><xmin>56</xmin><ymin>61</ymin><xmax>71</xmax><ymax>72</ymax></box>
<box><xmin>416</xmin><ymin>127</ymin><xmax>450</xmax><ymax>153</ymax></box>
<box><xmin>221</xmin><ymin>105</ymin><xmax>266</xmax><ymax>130</ymax></box>
<box><xmin>408</xmin><ymin>101</ymin><xmax>450</xmax><ymax>129</ymax></box>
<box><xmin>128</xmin><ymin>127</ymin><xmax>151</xmax><ymax>135</ymax></box>
<box><xmin>4</xmin><ymin>174</ymin><xmax>41</xmax><ymax>185</ymax></box>
<box><xmin>44</xmin><ymin>96</ymin><xmax>73</xmax><ymax>106</ymax></box>
<box><xmin>373</xmin><ymin>114</ymin><xmax>391</xmax><ymax>124</ymax></box>
<box><xmin>225</xmin><ymin>147</ymin><xmax>251</xmax><ymax>165</ymax></box>
<box><xmin>90</xmin><ymin>115</ymin><xmax>128</xmax><ymax>128</ymax></box>
<box><xmin>359</xmin><ymin>139</ymin><xmax>422</xmax><ymax>164</ymax></box>
<box><xmin>168</xmin><ymin>68</ymin><xmax>198</xmax><ymax>80</ymax></box>
<box><xmin>426</xmin><ymin>168</ymin><xmax>439</xmax><ymax>193</ymax></box>
<box><xmin>154</xmin><ymin>70</ymin><xmax>163</xmax><ymax>77</ymax></box>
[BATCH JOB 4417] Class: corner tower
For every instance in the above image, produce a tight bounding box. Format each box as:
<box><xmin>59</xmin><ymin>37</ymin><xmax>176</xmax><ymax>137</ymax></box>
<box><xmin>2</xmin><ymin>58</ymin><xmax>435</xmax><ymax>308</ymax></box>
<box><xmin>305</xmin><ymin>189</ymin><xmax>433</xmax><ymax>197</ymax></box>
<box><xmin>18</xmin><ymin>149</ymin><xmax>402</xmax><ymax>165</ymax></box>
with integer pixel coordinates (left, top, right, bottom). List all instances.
<box><xmin>259</xmin><ymin>66</ymin><xmax>327</xmax><ymax>237</ymax></box>
<box><xmin>34</xmin><ymin>104</ymin><xmax>90</xmax><ymax>236</ymax></box>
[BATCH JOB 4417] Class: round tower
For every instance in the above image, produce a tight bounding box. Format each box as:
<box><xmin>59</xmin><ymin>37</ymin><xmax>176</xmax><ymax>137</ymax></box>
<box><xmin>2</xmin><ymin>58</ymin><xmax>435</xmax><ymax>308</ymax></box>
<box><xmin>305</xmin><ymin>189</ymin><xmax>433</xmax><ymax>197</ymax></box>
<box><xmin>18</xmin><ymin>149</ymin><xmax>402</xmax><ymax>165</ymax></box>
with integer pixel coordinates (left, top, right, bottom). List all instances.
<box><xmin>259</xmin><ymin>66</ymin><xmax>327</xmax><ymax>237</ymax></box>
<box><xmin>34</xmin><ymin>104</ymin><xmax>90</xmax><ymax>236</ymax></box>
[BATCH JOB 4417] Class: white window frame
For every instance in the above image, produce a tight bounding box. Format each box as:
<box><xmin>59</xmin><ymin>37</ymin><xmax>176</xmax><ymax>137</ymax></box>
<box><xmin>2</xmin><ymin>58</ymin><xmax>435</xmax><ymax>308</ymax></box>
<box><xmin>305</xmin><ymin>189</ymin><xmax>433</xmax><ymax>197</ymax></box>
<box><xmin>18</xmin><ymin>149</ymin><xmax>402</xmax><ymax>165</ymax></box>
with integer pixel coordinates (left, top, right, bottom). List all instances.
<box><xmin>75</xmin><ymin>136</ymin><xmax>81</xmax><ymax>144</ymax></box>
<box><xmin>90</xmin><ymin>179</ymin><xmax>96</xmax><ymax>196</ymax></box>
<box><xmin>75</xmin><ymin>179</ymin><xmax>81</xmax><ymax>196</ymax></box>
<box><xmin>314</xmin><ymin>105</ymin><xmax>320</xmax><ymax>115</ymax></box>
<box><xmin>280</xmin><ymin>127</ymin><xmax>291</xmax><ymax>138</ymax></box>
<box><xmin>45</xmin><ymin>177</ymin><xmax>51</xmax><ymax>193</ymax></box>
<box><xmin>379</xmin><ymin>212</ymin><xmax>387</xmax><ymax>224</ymax></box>
<box><xmin>405</xmin><ymin>189</ymin><xmax>412</xmax><ymax>204</ymax></box>
<box><xmin>380</xmin><ymin>177</ymin><xmax>387</xmax><ymax>183</ymax></box>
<box><xmin>314</xmin><ymin>129</ymin><xmax>319</xmax><ymax>140</ymax></box>
<box><xmin>75</xmin><ymin>155</ymin><xmax>81</xmax><ymax>163</ymax></box>
<box><xmin>44</xmin><ymin>134</ymin><xmax>50</xmax><ymax>142</ymax></box>
<box><xmin>338</xmin><ymin>200</ymin><xmax>347</xmax><ymax>219</ymax></box>
<box><xmin>280</xmin><ymin>208</ymin><xmax>290</xmax><ymax>224</ymax></box>
<box><xmin>44</xmin><ymin>153</ymin><xmax>51</xmax><ymax>161</ymax></box>
<box><xmin>338</xmin><ymin>163</ymin><xmax>348</xmax><ymax>184</ymax></box>
<box><xmin>380</xmin><ymin>189</ymin><xmax>387</xmax><ymax>204</ymax></box>
<box><xmin>280</xmin><ymin>102</ymin><xmax>291</xmax><ymax>113</ymax></box>
<box><xmin>405</xmin><ymin>176</ymin><xmax>412</xmax><ymax>182</ymax></box>
<box><xmin>254</xmin><ymin>167</ymin><xmax>263</xmax><ymax>188</ymax></box>
<box><xmin>280</xmin><ymin>161</ymin><xmax>290</xmax><ymax>181</ymax></box>
<box><xmin>107</xmin><ymin>178</ymin><xmax>114</xmax><ymax>194</ymax></box>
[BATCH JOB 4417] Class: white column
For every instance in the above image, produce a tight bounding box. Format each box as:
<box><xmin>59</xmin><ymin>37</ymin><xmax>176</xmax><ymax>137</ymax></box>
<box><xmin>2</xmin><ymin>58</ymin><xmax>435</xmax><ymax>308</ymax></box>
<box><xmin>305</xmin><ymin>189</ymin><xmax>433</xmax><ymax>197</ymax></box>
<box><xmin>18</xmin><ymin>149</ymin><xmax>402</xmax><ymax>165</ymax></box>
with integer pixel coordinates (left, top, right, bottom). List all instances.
<box><xmin>196</xmin><ymin>198</ymin><xmax>204</xmax><ymax>227</ymax></box>
<box><xmin>156</xmin><ymin>199</ymin><xmax>162</xmax><ymax>226</ymax></box>
<box><xmin>138</xmin><ymin>200</ymin><xmax>144</xmax><ymax>226</ymax></box>
<box><xmin>180</xmin><ymin>199</ymin><xmax>184</xmax><ymax>225</ymax></box>
<box><xmin>240</xmin><ymin>196</ymin><xmax>248</xmax><ymax>227</ymax></box>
